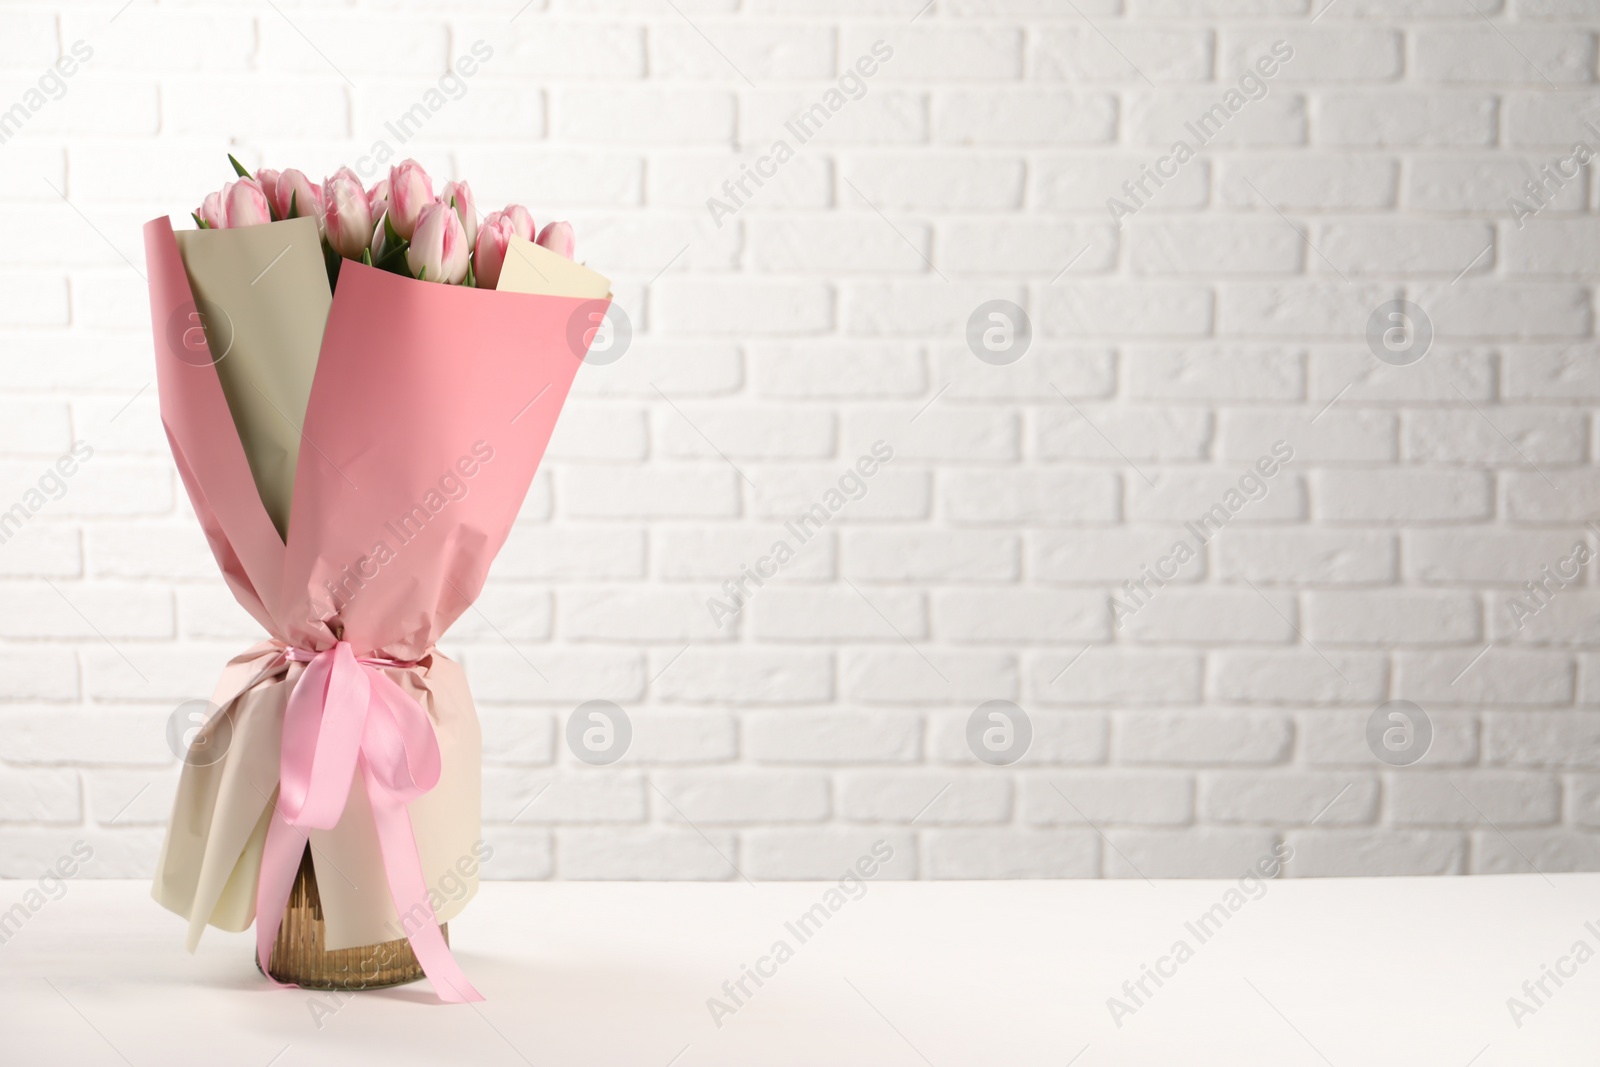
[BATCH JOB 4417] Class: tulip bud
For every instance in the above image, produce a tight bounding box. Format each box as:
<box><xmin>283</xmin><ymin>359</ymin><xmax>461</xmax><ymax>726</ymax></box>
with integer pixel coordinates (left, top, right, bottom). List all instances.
<box><xmin>536</xmin><ymin>220</ymin><xmax>575</xmax><ymax>260</ymax></box>
<box><xmin>473</xmin><ymin>213</ymin><xmax>515</xmax><ymax>290</ymax></box>
<box><xmin>371</xmin><ymin>212</ymin><xmax>393</xmax><ymax>263</ymax></box>
<box><xmin>256</xmin><ymin>169</ymin><xmax>281</xmax><ymax>214</ymax></box>
<box><xmin>367</xmin><ymin>178</ymin><xmax>390</xmax><ymax>218</ymax></box>
<box><xmin>223</xmin><ymin>178</ymin><xmax>272</xmax><ymax>228</ymax></box>
<box><xmin>407</xmin><ymin>200</ymin><xmax>470</xmax><ymax>284</ymax></box>
<box><xmin>440</xmin><ymin>180</ymin><xmax>478</xmax><ymax>248</ymax></box>
<box><xmin>387</xmin><ymin>159</ymin><xmax>434</xmax><ymax>240</ymax></box>
<box><xmin>274</xmin><ymin>168</ymin><xmax>324</xmax><ymax>233</ymax></box>
<box><xmin>197</xmin><ymin>190</ymin><xmax>226</xmax><ymax>229</ymax></box>
<box><xmin>323</xmin><ymin>167</ymin><xmax>374</xmax><ymax>260</ymax></box>
<box><xmin>503</xmin><ymin>204</ymin><xmax>536</xmax><ymax>243</ymax></box>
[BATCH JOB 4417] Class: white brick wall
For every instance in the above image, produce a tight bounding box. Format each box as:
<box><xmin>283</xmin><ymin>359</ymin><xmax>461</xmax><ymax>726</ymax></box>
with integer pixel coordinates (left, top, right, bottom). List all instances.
<box><xmin>1</xmin><ymin>0</ymin><xmax>1599</xmax><ymax>881</ymax></box>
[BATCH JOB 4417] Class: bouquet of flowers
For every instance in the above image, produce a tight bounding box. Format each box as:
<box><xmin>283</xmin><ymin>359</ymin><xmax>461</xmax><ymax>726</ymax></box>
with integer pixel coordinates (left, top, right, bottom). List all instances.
<box><xmin>145</xmin><ymin>157</ymin><xmax>611</xmax><ymax>1003</ymax></box>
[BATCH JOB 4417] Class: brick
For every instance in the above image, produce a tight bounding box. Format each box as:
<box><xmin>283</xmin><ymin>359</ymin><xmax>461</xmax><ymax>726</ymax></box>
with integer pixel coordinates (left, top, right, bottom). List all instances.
<box><xmin>1020</xmin><ymin>771</ymin><xmax>1194</xmax><ymax>825</ymax></box>
<box><xmin>1396</xmin><ymin>649</ymin><xmax>1574</xmax><ymax>705</ymax></box>
<box><xmin>1217</xmin><ymin>155</ymin><xmax>1398</xmax><ymax>210</ymax></box>
<box><xmin>744</xmin><ymin>711</ymin><xmax>922</xmax><ymax>763</ymax></box>
<box><xmin>750</xmin><ymin>342</ymin><xmax>925</xmax><ymax>398</ymax></box>
<box><xmin>1117</xmin><ymin>588</ymin><xmax>1297</xmax><ymax>643</ymax></box>
<box><xmin>1224</xmin><ymin>29</ymin><xmax>1401</xmax><ymax>82</ymax></box>
<box><xmin>651</xmin><ymin>769</ymin><xmax>830</xmax><ymax>824</ymax></box>
<box><xmin>1216</xmin><ymin>529</ymin><xmax>1397</xmax><ymax>584</ymax></box>
<box><xmin>934</xmin><ymin>90</ymin><xmax>1117</xmax><ymax>144</ymax></box>
<box><xmin>1202</xmin><ymin>772</ymin><xmax>1379</xmax><ymax>825</ymax></box>
<box><xmin>1122</xmin><ymin>346</ymin><xmax>1305</xmax><ymax>401</ymax></box>
<box><xmin>1472</xmin><ymin>830</ymin><xmax>1600</xmax><ymax>875</ymax></box>
<box><xmin>1413</xmin><ymin>28</ymin><xmax>1596</xmax><ymax>84</ymax></box>
<box><xmin>845</xmin><ymin>529</ymin><xmax>1019</xmax><ymax>582</ymax></box>
<box><xmin>1317</xmin><ymin>220</ymin><xmax>1494</xmax><ymax>277</ymax></box>
<box><xmin>1124</xmin><ymin>89</ymin><xmax>1307</xmax><ymax>147</ymax></box>
<box><xmin>1126</xmin><ymin>218</ymin><xmax>1303</xmax><ymax>276</ymax></box>
<box><xmin>1315</xmin><ymin>92</ymin><xmax>1498</xmax><ymax>147</ymax></box>
<box><xmin>836</xmin><ymin>770</ymin><xmax>1011</xmax><ymax>824</ymax></box>
<box><xmin>1209</xmin><ymin>650</ymin><xmax>1389</xmax><ymax>704</ymax></box>
<box><xmin>741</xmin><ymin>87</ymin><xmax>929</xmax><ymax>146</ymax></box>
<box><xmin>844</xmin><ymin>649</ymin><xmax>1017</xmax><ymax>704</ymax></box>
<box><xmin>657</xmin><ymin>526</ymin><xmax>835</xmax><ymax>581</ymax></box>
<box><xmin>935</xmin><ymin>588</ymin><xmax>1108</xmax><ymax>643</ymax></box>
<box><xmin>922</xmin><ymin>829</ymin><xmax>1099</xmax><ymax>878</ymax></box>
<box><xmin>1305</xmin><ymin>590</ymin><xmax>1481</xmax><ymax>646</ymax></box>
<box><xmin>483</xmin><ymin>769</ymin><xmax>645</xmax><ymax>823</ymax></box>
<box><xmin>750</xmin><ymin>587</ymin><xmax>928</xmax><ymax>642</ymax></box>
<box><xmin>1119</xmin><ymin>710</ymin><xmax>1293</xmax><ymax>764</ymax></box>
<box><xmin>1283</xmin><ymin>830</ymin><xmax>1466</xmax><ymax>875</ymax></box>
<box><xmin>1034</xmin><ymin>27</ymin><xmax>1215</xmax><ymax>83</ymax></box>
<box><xmin>654</xmin><ymin>649</ymin><xmax>833</xmax><ymax>705</ymax></box>
<box><xmin>658</xmin><ymin>406</ymin><xmax>837</xmax><ymax>460</ymax></box>
<box><xmin>1036</xmin><ymin>154</ymin><xmax>1210</xmax><ymax>213</ymax></box>
<box><xmin>1033</xmin><ymin>528</ymin><xmax>1208</xmax><ymax>585</ymax></box>
<box><xmin>1298</xmin><ymin>709</ymin><xmax>1480</xmax><ymax>767</ymax></box>
<box><xmin>1040</xmin><ymin>282</ymin><xmax>1214</xmax><ymax>337</ymax></box>
<box><xmin>1311</xmin><ymin>470</ymin><xmax>1492</xmax><ymax>523</ymax></box>
<box><xmin>557</xmin><ymin>828</ymin><xmax>739</xmax><ymax>880</ymax></box>
<box><xmin>1219</xmin><ymin>408</ymin><xmax>1395</xmax><ymax>463</ymax></box>
<box><xmin>1404</xmin><ymin>528</ymin><xmax>1589</xmax><ymax>584</ymax></box>
<box><xmin>554</xmin><ymin>87</ymin><xmax>734</xmax><ymax>143</ymax></box>
<box><xmin>1409</xmin><ymin>155</ymin><xmax>1587</xmax><ymax>213</ymax></box>
<box><xmin>942</xmin><ymin>468</ymin><xmax>1120</xmax><ymax>524</ymax></box>
<box><xmin>742</xmin><ymin>829</ymin><xmax>919</xmax><ymax>879</ymax></box>
<box><xmin>1485</xmin><ymin>711</ymin><xmax>1600</xmax><ymax>768</ymax></box>
<box><xmin>1388</xmin><ymin>772</ymin><xmax>1559</xmax><ymax>826</ymax></box>
<box><xmin>1030</xmin><ymin>649</ymin><xmax>1204</xmax><ymax>705</ymax></box>
<box><xmin>941</xmin><ymin>220</ymin><xmax>1118</xmax><ymax>276</ymax></box>
<box><xmin>1102</xmin><ymin>828</ymin><xmax>1280</xmax><ymax>879</ymax></box>
<box><xmin>1504</xmin><ymin>345</ymin><xmax>1600</xmax><ymax>400</ymax></box>
<box><xmin>1406</xmin><ymin>407</ymin><xmax>1587</xmax><ymax>465</ymax></box>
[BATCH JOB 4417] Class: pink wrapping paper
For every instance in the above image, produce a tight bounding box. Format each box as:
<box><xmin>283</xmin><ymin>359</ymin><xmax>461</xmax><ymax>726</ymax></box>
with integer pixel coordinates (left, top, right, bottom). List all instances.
<box><xmin>144</xmin><ymin>215</ymin><xmax>601</xmax><ymax>976</ymax></box>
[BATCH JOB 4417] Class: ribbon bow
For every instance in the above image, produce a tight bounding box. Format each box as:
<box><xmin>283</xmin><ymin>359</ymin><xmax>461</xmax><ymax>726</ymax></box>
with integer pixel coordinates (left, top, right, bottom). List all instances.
<box><xmin>255</xmin><ymin>641</ymin><xmax>482</xmax><ymax>1003</ymax></box>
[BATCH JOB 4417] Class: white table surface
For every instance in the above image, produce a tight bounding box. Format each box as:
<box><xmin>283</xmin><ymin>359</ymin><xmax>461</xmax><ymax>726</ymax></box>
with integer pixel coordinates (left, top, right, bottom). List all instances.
<box><xmin>1</xmin><ymin>875</ymin><xmax>1595</xmax><ymax>1066</ymax></box>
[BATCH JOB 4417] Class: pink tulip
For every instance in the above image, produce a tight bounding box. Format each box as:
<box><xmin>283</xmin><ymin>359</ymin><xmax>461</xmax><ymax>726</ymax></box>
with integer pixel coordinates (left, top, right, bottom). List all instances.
<box><xmin>323</xmin><ymin>167</ymin><xmax>373</xmax><ymax>260</ymax></box>
<box><xmin>440</xmin><ymin>180</ymin><xmax>477</xmax><ymax>247</ymax></box>
<box><xmin>367</xmin><ymin>178</ymin><xmax>389</xmax><ymax>217</ymax></box>
<box><xmin>406</xmin><ymin>200</ymin><xmax>469</xmax><ymax>284</ymax></box>
<box><xmin>371</xmin><ymin>212</ymin><xmax>393</xmax><ymax>263</ymax></box>
<box><xmin>503</xmin><ymin>204</ymin><xmax>535</xmax><ymax>242</ymax></box>
<box><xmin>197</xmin><ymin>190</ymin><xmax>225</xmax><ymax>229</ymax></box>
<box><xmin>387</xmin><ymin>159</ymin><xmax>433</xmax><ymax>240</ymax></box>
<box><xmin>273</xmin><ymin>168</ymin><xmax>324</xmax><ymax>232</ymax></box>
<box><xmin>256</xmin><ymin>168</ymin><xmax>281</xmax><ymax>214</ymax></box>
<box><xmin>536</xmin><ymin>220</ymin><xmax>575</xmax><ymax>260</ymax></box>
<box><xmin>223</xmin><ymin>178</ymin><xmax>272</xmax><ymax>228</ymax></box>
<box><xmin>473</xmin><ymin>212</ymin><xmax>516</xmax><ymax>290</ymax></box>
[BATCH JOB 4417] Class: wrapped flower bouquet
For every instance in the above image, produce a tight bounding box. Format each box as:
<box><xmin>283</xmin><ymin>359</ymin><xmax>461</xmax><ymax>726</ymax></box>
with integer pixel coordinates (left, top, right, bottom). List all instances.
<box><xmin>145</xmin><ymin>157</ymin><xmax>611</xmax><ymax>1002</ymax></box>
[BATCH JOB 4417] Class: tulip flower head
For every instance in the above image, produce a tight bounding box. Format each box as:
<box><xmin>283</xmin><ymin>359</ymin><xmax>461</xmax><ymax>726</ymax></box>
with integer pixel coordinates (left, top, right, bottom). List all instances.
<box><xmin>323</xmin><ymin>167</ymin><xmax>374</xmax><ymax>260</ymax></box>
<box><xmin>387</xmin><ymin>159</ymin><xmax>434</xmax><ymax>241</ymax></box>
<box><xmin>407</xmin><ymin>200</ymin><xmax>470</xmax><ymax>285</ymax></box>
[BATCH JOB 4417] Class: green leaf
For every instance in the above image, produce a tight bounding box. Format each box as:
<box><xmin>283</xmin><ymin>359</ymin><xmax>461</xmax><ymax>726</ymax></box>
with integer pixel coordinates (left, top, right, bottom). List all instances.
<box><xmin>227</xmin><ymin>153</ymin><xmax>252</xmax><ymax>179</ymax></box>
<box><xmin>362</xmin><ymin>247</ymin><xmax>373</xmax><ymax>266</ymax></box>
<box><xmin>288</xmin><ymin>189</ymin><xmax>297</xmax><ymax>219</ymax></box>
<box><xmin>417</xmin><ymin>265</ymin><xmax>427</xmax><ymax>282</ymax></box>
<box><xmin>465</xmin><ymin>258</ymin><xmax>476</xmax><ymax>289</ymax></box>
<box><xmin>191</xmin><ymin>212</ymin><xmax>208</xmax><ymax>230</ymax></box>
<box><xmin>383</xmin><ymin>211</ymin><xmax>403</xmax><ymax>249</ymax></box>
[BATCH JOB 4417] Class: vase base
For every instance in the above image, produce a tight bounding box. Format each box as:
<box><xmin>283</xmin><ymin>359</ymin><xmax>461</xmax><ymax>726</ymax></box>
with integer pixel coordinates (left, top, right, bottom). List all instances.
<box><xmin>256</xmin><ymin>846</ymin><xmax>445</xmax><ymax>991</ymax></box>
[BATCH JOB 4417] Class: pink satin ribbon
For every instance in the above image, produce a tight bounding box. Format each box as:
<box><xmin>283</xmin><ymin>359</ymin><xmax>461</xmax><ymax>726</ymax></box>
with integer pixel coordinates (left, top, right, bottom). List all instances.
<box><xmin>254</xmin><ymin>641</ymin><xmax>482</xmax><ymax>1003</ymax></box>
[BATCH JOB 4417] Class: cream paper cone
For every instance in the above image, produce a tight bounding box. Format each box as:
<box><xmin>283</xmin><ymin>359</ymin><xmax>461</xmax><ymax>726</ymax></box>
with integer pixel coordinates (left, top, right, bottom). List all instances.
<box><xmin>172</xmin><ymin>216</ymin><xmax>330</xmax><ymax>540</ymax></box>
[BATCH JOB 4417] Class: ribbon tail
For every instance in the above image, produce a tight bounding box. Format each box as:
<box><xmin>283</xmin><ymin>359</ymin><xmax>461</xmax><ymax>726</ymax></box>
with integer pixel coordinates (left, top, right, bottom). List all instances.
<box><xmin>363</xmin><ymin>762</ymin><xmax>483</xmax><ymax>1004</ymax></box>
<box><xmin>254</xmin><ymin>799</ymin><xmax>308</xmax><ymax>989</ymax></box>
